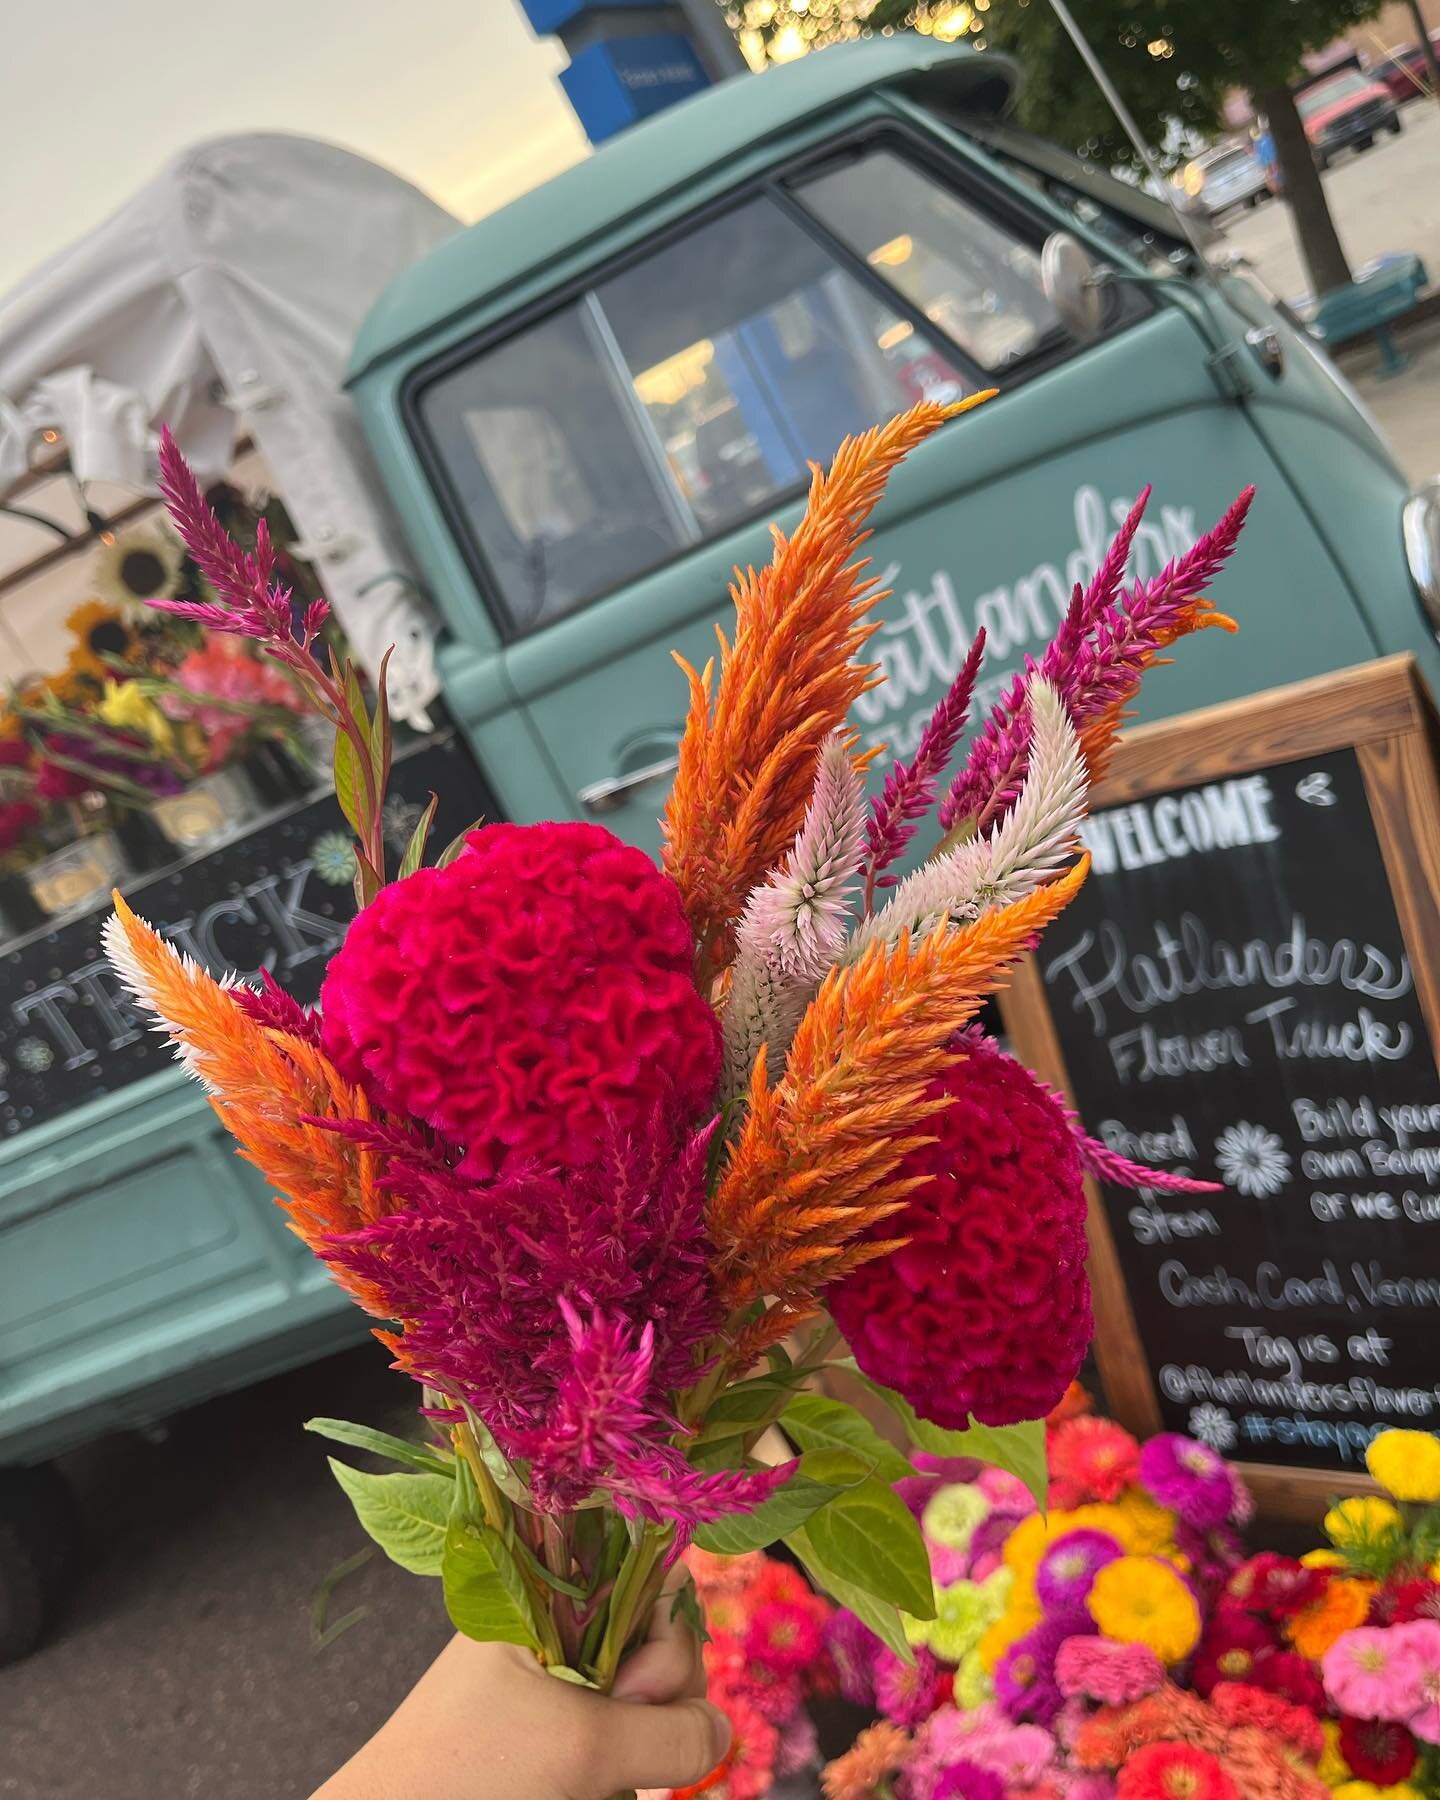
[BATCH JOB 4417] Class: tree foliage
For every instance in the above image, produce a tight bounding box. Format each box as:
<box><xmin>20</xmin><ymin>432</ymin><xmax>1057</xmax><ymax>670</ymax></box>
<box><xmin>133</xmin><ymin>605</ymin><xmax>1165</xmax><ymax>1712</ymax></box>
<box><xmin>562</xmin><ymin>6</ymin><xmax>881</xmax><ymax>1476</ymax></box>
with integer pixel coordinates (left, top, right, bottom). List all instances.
<box><xmin>978</xmin><ymin>0</ymin><xmax>1386</xmax><ymax>168</ymax></box>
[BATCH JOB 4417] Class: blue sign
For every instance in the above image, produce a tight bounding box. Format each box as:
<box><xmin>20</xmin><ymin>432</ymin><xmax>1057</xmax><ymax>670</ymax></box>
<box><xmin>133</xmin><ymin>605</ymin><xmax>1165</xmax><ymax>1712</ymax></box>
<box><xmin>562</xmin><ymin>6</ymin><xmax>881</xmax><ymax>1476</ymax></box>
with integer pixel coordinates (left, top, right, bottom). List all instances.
<box><xmin>519</xmin><ymin>0</ymin><xmax>671</xmax><ymax>34</ymax></box>
<box><xmin>559</xmin><ymin>31</ymin><xmax>710</xmax><ymax>143</ymax></box>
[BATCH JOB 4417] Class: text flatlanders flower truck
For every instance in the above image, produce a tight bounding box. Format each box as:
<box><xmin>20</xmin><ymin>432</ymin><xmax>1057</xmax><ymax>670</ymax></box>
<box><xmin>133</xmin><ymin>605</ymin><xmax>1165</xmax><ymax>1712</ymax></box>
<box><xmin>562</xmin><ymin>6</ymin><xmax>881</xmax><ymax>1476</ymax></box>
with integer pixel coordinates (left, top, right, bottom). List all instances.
<box><xmin>0</xmin><ymin>36</ymin><xmax>1437</xmax><ymax>1658</ymax></box>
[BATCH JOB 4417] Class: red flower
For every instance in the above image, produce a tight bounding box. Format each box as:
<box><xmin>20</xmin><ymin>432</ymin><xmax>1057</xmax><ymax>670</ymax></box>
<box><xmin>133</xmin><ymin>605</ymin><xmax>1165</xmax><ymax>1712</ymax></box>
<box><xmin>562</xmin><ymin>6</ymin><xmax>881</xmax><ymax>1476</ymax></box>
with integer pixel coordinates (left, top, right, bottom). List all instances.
<box><xmin>1115</xmin><ymin>1741</ymin><xmax>1239</xmax><ymax>1800</ymax></box>
<box><xmin>1225</xmin><ymin>1554</ymin><xmax>1322</xmax><ymax>1621</ymax></box>
<box><xmin>745</xmin><ymin>1599</ymin><xmax>825</xmax><ymax>1675</ymax></box>
<box><xmin>1050</xmin><ymin>1416</ymin><xmax>1141</xmax><ymax>1504</ymax></box>
<box><xmin>0</xmin><ymin>738</ymin><xmax>32</xmax><ymax>768</ymax></box>
<box><xmin>1245</xmin><ymin>1649</ymin><xmax>1326</xmax><ymax>1713</ymax></box>
<box><xmin>321</xmin><ymin>822</ymin><xmax>721</xmax><ymax>1177</ymax></box>
<box><xmin>829</xmin><ymin>1034</ymin><xmax>1091</xmax><ymax>1429</ymax></box>
<box><xmin>1338</xmin><ymin>1714</ymin><xmax>1418</xmax><ymax>1784</ymax></box>
<box><xmin>1191</xmin><ymin>1611</ymin><xmax>1280</xmax><ymax>1697</ymax></box>
<box><xmin>1379</xmin><ymin>1578</ymin><xmax>1440</xmax><ymax>1626</ymax></box>
<box><xmin>1209</xmin><ymin>1682</ymin><xmax>1324</xmax><ymax>1761</ymax></box>
<box><xmin>0</xmin><ymin>800</ymin><xmax>40</xmax><ymax>853</ymax></box>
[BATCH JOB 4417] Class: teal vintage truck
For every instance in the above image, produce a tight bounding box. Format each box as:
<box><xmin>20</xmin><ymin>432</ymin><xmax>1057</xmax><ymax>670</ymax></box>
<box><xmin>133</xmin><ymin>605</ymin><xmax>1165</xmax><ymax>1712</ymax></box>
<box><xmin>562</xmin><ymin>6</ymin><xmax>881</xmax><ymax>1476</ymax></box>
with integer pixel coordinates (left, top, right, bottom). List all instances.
<box><xmin>2</xmin><ymin>36</ymin><xmax>1438</xmax><ymax>1656</ymax></box>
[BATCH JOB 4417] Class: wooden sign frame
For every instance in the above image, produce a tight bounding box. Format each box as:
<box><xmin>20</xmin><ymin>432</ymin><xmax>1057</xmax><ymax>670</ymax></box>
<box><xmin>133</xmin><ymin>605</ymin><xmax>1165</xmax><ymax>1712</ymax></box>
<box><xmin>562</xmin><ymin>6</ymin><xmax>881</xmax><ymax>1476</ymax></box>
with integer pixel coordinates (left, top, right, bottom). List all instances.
<box><xmin>999</xmin><ymin>655</ymin><xmax>1440</xmax><ymax>1521</ymax></box>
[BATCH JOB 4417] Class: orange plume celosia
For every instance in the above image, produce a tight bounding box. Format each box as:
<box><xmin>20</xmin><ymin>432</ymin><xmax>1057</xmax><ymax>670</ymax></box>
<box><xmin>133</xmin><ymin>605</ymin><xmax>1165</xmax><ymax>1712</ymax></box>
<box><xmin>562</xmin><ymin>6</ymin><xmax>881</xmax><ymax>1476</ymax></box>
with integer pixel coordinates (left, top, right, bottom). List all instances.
<box><xmin>709</xmin><ymin>856</ymin><xmax>1089</xmax><ymax>1352</ymax></box>
<box><xmin>662</xmin><ymin>393</ymin><xmax>994</xmax><ymax>975</ymax></box>
<box><xmin>103</xmin><ymin>892</ymin><xmax>390</xmax><ymax>1313</ymax></box>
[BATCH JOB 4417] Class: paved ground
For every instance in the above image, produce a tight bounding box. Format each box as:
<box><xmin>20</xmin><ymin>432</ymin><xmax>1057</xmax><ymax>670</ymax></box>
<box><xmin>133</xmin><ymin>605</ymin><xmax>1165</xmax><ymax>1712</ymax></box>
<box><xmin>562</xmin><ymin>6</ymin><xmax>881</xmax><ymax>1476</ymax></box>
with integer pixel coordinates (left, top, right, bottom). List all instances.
<box><xmin>1214</xmin><ymin>99</ymin><xmax>1440</xmax><ymax>483</ymax></box>
<box><xmin>0</xmin><ymin>1348</ymin><xmax>453</xmax><ymax>1798</ymax></box>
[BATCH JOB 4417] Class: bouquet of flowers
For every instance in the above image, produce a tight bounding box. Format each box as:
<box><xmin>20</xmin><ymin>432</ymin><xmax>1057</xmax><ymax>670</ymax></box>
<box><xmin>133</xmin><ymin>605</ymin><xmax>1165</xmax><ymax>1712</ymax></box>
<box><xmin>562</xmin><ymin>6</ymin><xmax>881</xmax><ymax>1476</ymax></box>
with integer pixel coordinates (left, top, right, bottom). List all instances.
<box><xmin>102</xmin><ymin>400</ymin><xmax>1249</xmax><ymax>1733</ymax></box>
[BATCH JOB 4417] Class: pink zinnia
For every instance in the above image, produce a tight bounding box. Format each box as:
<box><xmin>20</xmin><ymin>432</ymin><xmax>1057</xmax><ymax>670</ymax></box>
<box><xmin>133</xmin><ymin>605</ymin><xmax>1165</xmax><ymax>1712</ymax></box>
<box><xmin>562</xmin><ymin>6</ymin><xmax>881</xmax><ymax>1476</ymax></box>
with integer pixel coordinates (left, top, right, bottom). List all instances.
<box><xmin>1394</xmin><ymin>1617</ymin><xmax>1440</xmax><ymax>1742</ymax></box>
<box><xmin>1323</xmin><ymin>1624</ymin><xmax>1425</xmax><ymax>1722</ymax></box>
<box><xmin>875</xmin><ymin>1645</ymin><xmax>946</xmax><ymax>1731</ymax></box>
<box><xmin>1138</xmin><ymin>1434</ymin><xmax>1235</xmax><ymax>1530</ymax></box>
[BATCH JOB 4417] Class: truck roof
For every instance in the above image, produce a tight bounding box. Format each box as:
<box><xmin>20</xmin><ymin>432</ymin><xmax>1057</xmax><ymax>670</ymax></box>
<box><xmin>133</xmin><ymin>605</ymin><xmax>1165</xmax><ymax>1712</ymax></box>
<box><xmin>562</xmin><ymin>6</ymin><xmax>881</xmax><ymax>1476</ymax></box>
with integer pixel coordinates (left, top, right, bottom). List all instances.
<box><xmin>346</xmin><ymin>38</ymin><xmax>1018</xmax><ymax>383</ymax></box>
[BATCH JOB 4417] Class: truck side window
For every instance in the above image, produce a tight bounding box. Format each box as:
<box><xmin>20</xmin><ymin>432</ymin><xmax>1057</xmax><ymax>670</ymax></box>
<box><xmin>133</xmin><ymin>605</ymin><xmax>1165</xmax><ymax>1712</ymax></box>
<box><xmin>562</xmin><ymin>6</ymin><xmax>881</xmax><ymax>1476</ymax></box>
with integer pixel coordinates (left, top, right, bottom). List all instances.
<box><xmin>413</xmin><ymin>193</ymin><xmax>967</xmax><ymax>633</ymax></box>
<box><xmin>798</xmin><ymin>148</ymin><xmax>1065</xmax><ymax>372</ymax></box>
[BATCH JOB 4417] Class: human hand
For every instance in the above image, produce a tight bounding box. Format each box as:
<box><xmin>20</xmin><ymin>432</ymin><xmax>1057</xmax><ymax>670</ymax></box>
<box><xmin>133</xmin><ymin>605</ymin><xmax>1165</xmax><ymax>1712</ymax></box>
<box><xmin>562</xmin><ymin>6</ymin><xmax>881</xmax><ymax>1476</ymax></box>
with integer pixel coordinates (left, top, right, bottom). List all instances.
<box><xmin>312</xmin><ymin>1572</ymin><xmax>730</xmax><ymax>1800</ymax></box>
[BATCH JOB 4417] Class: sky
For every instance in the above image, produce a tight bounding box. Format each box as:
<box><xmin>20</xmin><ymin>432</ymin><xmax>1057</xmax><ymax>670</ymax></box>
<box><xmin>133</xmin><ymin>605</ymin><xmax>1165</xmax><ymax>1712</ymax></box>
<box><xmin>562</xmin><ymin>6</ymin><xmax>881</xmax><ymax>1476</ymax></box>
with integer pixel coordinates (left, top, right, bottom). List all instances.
<box><xmin>0</xmin><ymin>0</ymin><xmax>589</xmax><ymax>292</ymax></box>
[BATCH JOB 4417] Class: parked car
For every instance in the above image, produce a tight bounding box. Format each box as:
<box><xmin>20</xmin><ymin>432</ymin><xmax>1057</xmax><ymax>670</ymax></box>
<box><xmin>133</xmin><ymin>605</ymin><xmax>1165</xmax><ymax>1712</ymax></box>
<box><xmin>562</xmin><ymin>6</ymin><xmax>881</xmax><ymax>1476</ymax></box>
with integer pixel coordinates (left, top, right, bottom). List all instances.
<box><xmin>1177</xmin><ymin>140</ymin><xmax>1271</xmax><ymax>219</ymax></box>
<box><xmin>1369</xmin><ymin>30</ymin><xmax>1440</xmax><ymax>104</ymax></box>
<box><xmin>1297</xmin><ymin>68</ymin><xmax>1403</xmax><ymax>168</ymax></box>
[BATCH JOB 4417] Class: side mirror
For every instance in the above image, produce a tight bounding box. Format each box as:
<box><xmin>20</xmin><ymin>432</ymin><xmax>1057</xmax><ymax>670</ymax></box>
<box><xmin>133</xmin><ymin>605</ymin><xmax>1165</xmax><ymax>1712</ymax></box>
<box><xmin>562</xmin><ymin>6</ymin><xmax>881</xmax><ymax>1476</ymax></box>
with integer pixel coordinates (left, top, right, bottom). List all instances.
<box><xmin>1040</xmin><ymin>231</ymin><xmax>1111</xmax><ymax>343</ymax></box>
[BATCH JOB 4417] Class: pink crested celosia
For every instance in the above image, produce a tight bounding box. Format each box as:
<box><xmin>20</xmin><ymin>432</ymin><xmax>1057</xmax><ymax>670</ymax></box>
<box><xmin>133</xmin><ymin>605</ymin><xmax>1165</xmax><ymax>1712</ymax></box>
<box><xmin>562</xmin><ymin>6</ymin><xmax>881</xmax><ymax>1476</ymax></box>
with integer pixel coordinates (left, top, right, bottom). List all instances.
<box><xmin>322</xmin><ymin>1118</ymin><xmax>786</xmax><ymax>1532</ymax></box>
<box><xmin>321</xmin><ymin>821</ymin><xmax>721</xmax><ymax>1178</ymax></box>
<box><xmin>1055</xmin><ymin>1637</ymin><xmax>1166</xmax><ymax>1706</ymax></box>
<box><xmin>828</xmin><ymin>1031</ymin><xmax>1092</xmax><ymax>1428</ymax></box>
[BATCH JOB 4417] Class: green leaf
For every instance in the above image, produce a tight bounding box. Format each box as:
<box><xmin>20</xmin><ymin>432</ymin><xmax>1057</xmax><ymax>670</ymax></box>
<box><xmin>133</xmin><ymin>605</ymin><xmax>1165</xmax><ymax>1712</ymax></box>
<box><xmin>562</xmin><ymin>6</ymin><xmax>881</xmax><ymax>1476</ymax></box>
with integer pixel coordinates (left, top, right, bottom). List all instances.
<box><xmin>442</xmin><ymin>1518</ymin><xmax>541</xmax><ymax>1648</ymax></box>
<box><xmin>306</xmin><ymin>1417</ymin><xmax>453</xmax><ymax>1476</ymax></box>
<box><xmin>691</xmin><ymin>1448</ymin><xmax>875</xmax><ymax>1556</ymax></box>
<box><xmin>370</xmin><ymin>648</ymin><xmax>394</xmax><ymax>803</ymax></box>
<box><xmin>800</xmin><ymin>1478</ymin><xmax>936</xmax><ymax>1619</ymax></box>
<box><xmin>781</xmin><ymin>1393</ymin><xmax>912</xmax><ymax>1487</ymax></box>
<box><xmin>396</xmin><ymin>794</ymin><xmax>438</xmax><ymax>879</ymax></box>
<box><xmin>670</xmin><ymin>1575</ymin><xmax>711</xmax><ymax>1647</ymax></box>
<box><xmin>437</xmin><ymin>817</ymin><xmax>486</xmax><ymax>868</ymax></box>
<box><xmin>332</xmin><ymin>727</ymin><xmax>365</xmax><ymax>839</ymax></box>
<box><xmin>327</xmin><ymin>1459</ymin><xmax>453</xmax><ymax>1575</ymax></box>
<box><xmin>693</xmin><ymin>1379</ymin><xmax>790</xmax><ymax>1447</ymax></box>
<box><xmin>786</xmin><ymin>1525</ymin><xmax>913</xmax><ymax>1662</ymax></box>
<box><xmin>845</xmin><ymin>1368</ymin><xmax>1048</xmax><ymax>1509</ymax></box>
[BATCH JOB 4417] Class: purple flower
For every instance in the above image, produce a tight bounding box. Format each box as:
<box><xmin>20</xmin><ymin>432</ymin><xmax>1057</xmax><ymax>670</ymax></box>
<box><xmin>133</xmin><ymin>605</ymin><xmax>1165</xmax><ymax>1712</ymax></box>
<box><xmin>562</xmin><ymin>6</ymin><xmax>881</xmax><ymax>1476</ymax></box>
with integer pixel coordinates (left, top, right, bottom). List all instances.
<box><xmin>825</xmin><ymin>1609</ymin><xmax>881</xmax><ymax>1706</ymax></box>
<box><xmin>994</xmin><ymin>1621</ymin><xmax>1067</xmax><ymax>1725</ymax></box>
<box><xmin>940</xmin><ymin>485</ymin><xmax>1251</xmax><ymax>833</ymax></box>
<box><xmin>1139</xmin><ymin>1433</ymin><xmax>1235</xmax><ymax>1530</ymax></box>
<box><xmin>934</xmin><ymin>1762</ymin><xmax>1005</xmax><ymax>1800</ymax></box>
<box><xmin>1035</xmin><ymin>1527</ymin><xmax>1123</xmax><ymax>1618</ymax></box>
<box><xmin>875</xmin><ymin>1644</ymin><xmax>943</xmax><ymax>1730</ymax></box>
<box><xmin>864</xmin><ymin>628</ymin><xmax>985</xmax><ymax>889</ymax></box>
<box><xmin>155</xmin><ymin>427</ymin><xmax>328</xmax><ymax>646</ymax></box>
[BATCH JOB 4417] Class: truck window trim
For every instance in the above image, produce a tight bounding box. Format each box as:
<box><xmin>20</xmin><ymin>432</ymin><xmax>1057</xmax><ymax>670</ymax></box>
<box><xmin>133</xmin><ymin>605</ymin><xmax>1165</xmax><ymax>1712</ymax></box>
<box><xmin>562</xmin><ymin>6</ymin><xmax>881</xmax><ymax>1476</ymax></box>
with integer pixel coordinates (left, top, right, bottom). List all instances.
<box><xmin>400</xmin><ymin>120</ymin><xmax>1148</xmax><ymax>644</ymax></box>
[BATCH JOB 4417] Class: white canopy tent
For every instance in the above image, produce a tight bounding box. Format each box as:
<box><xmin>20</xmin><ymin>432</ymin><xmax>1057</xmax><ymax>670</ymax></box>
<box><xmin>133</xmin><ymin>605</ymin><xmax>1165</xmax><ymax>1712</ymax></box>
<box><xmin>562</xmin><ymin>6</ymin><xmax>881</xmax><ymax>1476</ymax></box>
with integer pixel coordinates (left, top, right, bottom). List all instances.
<box><xmin>0</xmin><ymin>134</ymin><xmax>460</xmax><ymax>724</ymax></box>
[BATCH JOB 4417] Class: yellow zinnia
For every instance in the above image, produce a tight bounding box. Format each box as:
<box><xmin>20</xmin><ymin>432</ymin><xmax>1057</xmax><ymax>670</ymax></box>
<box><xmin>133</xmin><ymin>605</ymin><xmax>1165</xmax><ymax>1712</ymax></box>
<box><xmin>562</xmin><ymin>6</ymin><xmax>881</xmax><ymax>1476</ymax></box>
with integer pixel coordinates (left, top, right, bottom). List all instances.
<box><xmin>1111</xmin><ymin>1486</ymin><xmax>1179</xmax><ymax>1555</ymax></box>
<box><xmin>1303</xmin><ymin>1548</ymin><xmax>1349</xmax><ymax>1571</ymax></box>
<box><xmin>1087</xmin><ymin>1554</ymin><xmax>1201</xmax><ymax>1662</ymax></box>
<box><xmin>1365</xmin><ymin>1429</ymin><xmax>1440</xmax><ymax>1504</ymax></box>
<box><xmin>1333</xmin><ymin>1785</ymin><xmax>1383</xmax><ymax>1800</ymax></box>
<box><xmin>1325</xmin><ymin>1495</ymin><xmax>1404</xmax><ymax>1552</ymax></box>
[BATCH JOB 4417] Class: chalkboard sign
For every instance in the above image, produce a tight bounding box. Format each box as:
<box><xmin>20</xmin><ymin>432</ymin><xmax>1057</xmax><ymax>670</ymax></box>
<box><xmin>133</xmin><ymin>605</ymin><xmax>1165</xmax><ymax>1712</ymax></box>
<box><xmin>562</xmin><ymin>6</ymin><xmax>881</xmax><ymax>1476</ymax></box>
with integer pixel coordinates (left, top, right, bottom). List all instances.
<box><xmin>0</xmin><ymin>733</ymin><xmax>490</xmax><ymax>1141</ymax></box>
<box><xmin>1001</xmin><ymin>657</ymin><xmax>1440</xmax><ymax>1516</ymax></box>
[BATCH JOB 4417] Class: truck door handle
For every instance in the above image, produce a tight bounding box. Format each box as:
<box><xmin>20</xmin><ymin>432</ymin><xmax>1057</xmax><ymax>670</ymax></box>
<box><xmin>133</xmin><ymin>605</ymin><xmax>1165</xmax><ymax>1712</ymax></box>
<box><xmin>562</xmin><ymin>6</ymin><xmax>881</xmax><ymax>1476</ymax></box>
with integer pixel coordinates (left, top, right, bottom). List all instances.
<box><xmin>578</xmin><ymin>754</ymin><xmax>680</xmax><ymax>815</ymax></box>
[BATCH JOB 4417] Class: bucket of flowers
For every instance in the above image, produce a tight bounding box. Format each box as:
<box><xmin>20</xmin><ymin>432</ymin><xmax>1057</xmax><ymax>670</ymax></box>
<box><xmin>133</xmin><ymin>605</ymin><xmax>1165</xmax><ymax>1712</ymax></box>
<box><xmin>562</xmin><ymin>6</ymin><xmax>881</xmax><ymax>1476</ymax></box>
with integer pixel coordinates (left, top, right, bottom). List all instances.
<box><xmin>102</xmin><ymin>398</ymin><xmax>1250</xmax><ymax>1792</ymax></box>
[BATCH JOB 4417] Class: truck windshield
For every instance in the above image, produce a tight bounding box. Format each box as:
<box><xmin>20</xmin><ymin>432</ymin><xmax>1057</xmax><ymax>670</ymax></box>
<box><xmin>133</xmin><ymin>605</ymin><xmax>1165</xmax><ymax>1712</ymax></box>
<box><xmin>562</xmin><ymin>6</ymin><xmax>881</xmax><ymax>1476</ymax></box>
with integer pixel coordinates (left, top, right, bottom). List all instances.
<box><xmin>414</xmin><ymin>191</ymin><xmax>970</xmax><ymax>632</ymax></box>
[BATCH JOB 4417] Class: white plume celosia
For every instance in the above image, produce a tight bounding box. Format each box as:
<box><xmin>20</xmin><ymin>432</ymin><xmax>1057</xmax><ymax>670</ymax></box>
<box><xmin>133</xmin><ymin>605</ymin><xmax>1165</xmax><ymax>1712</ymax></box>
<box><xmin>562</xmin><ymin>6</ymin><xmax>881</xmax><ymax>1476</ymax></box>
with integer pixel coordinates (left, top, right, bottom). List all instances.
<box><xmin>721</xmin><ymin>733</ymin><xmax>866</xmax><ymax>1101</ymax></box>
<box><xmin>844</xmin><ymin>675</ymin><xmax>1086</xmax><ymax>960</ymax></box>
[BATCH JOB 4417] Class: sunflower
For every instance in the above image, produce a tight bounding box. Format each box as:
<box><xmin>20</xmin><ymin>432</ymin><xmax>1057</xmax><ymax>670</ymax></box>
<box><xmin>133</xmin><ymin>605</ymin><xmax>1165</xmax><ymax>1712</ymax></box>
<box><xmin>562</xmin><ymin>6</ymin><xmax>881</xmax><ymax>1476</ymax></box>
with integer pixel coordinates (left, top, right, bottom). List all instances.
<box><xmin>65</xmin><ymin>599</ymin><xmax>135</xmax><ymax>681</ymax></box>
<box><xmin>92</xmin><ymin>527</ymin><xmax>185</xmax><ymax>617</ymax></box>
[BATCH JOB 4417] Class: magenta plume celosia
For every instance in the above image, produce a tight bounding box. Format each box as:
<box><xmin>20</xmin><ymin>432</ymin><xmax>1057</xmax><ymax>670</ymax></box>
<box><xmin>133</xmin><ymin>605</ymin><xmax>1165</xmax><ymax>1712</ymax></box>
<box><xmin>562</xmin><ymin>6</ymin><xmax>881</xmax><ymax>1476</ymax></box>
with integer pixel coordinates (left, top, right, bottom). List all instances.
<box><xmin>864</xmin><ymin>628</ymin><xmax>986</xmax><ymax>898</ymax></box>
<box><xmin>941</xmin><ymin>487</ymin><xmax>1252</xmax><ymax>832</ymax></box>
<box><xmin>320</xmin><ymin>821</ymin><xmax>722</xmax><ymax>1178</ymax></box>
